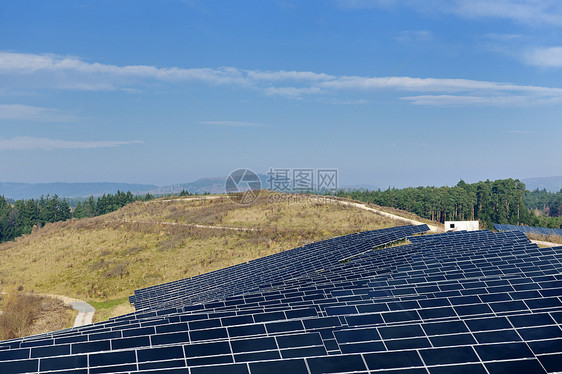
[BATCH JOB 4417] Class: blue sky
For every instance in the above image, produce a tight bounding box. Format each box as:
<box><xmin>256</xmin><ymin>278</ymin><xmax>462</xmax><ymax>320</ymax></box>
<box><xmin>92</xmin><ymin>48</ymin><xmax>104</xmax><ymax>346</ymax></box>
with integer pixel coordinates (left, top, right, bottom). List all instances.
<box><xmin>1</xmin><ymin>0</ymin><xmax>561</xmax><ymax>188</ymax></box>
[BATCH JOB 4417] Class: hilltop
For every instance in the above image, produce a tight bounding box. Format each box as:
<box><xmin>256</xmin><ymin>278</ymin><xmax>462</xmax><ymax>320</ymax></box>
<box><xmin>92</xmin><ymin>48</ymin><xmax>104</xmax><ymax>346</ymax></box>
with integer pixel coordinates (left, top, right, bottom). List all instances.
<box><xmin>0</xmin><ymin>192</ymin><xmax>427</xmax><ymax>321</ymax></box>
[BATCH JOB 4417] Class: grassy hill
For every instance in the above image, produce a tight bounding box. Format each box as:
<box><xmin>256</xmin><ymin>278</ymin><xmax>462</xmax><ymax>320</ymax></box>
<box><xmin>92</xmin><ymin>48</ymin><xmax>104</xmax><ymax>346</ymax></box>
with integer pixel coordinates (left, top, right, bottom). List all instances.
<box><xmin>0</xmin><ymin>192</ymin><xmax>419</xmax><ymax>321</ymax></box>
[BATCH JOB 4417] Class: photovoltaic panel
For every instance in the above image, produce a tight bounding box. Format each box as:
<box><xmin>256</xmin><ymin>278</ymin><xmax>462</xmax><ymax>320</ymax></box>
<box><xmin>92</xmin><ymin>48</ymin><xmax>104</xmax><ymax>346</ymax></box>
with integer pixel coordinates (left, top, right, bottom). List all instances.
<box><xmin>2</xmin><ymin>224</ymin><xmax>562</xmax><ymax>373</ymax></box>
<box><xmin>494</xmin><ymin>223</ymin><xmax>562</xmax><ymax>237</ymax></box>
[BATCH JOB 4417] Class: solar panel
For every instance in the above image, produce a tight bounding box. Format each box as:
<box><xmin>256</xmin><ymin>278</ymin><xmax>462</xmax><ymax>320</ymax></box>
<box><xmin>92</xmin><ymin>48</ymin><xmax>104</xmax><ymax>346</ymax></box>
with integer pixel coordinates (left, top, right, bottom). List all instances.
<box><xmin>494</xmin><ymin>223</ymin><xmax>562</xmax><ymax>237</ymax></box>
<box><xmin>3</xmin><ymin>224</ymin><xmax>562</xmax><ymax>373</ymax></box>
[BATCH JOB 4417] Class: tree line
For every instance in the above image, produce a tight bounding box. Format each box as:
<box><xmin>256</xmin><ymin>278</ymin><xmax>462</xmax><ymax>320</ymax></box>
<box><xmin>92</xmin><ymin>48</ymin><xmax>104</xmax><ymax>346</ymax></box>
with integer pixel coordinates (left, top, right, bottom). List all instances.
<box><xmin>335</xmin><ymin>178</ymin><xmax>561</xmax><ymax>229</ymax></box>
<box><xmin>0</xmin><ymin>194</ymin><xmax>71</xmax><ymax>242</ymax></box>
<box><xmin>523</xmin><ymin>189</ymin><xmax>562</xmax><ymax>218</ymax></box>
<box><xmin>72</xmin><ymin>190</ymin><xmax>153</xmax><ymax>218</ymax></box>
<box><xmin>0</xmin><ymin>191</ymin><xmax>154</xmax><ymax>243</ymax></box>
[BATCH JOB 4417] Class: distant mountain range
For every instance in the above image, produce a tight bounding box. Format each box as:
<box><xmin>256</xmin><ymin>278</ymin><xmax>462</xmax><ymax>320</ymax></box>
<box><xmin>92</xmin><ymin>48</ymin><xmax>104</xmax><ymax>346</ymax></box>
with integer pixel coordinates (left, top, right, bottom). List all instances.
<box><xmin>146</xmin><ymin>174</ymin><xmax>271</xmax><ymax>195</ymax></box>
<box><xmin>340</xmin><ymin>184</ymin><xmax>380</xmax><ymax>191</ymax></box>
<box><xmin>146</xmin><ymin>176</ymin><xmax>233</xmax><ymax>196</ymax></box>
<box><xmin>146</xmin><ymin>176</ymin><xmax>379</xmax><ymax>195</ymax></box>
<box><xmin>0</xmin><ymin>174</ymin><xmax>351</xmax><ymax>200</ymax></box>
<box><xmin>522</xmin><ymin>176</ymin><xmax>562</xmax><ymax>192</ymax></box>
<box><xmin>0</xmin><ymin>176</ymin><xmax>272</xmax><ymax>200</ymax></box>
<box><xmin>0</xmin><ymin>182</ymin><xmax>158</xmax><ymax>200</ymax></box>
<box><xmin>1</xmin><ymin>175</ymin><xmax>557</xmax><ymax>200</ymax></box>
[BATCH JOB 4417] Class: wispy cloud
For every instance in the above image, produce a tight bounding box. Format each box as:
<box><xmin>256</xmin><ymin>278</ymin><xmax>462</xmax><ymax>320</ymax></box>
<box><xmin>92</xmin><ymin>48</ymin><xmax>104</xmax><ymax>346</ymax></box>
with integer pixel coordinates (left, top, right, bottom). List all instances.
<box><xmin>401</xmin><ymin>94</ymin><xmax>546</xmax><ymax>106</ymax></box>
<box><xmin>337</xmin><ymin>0</ymin><xmax>562</xmax><ymax>26</ymax></box>
<box><xmin>0</xmin><ymin>104</ymin><xmax>75</xmax><ymax>122</ymax></box>
<box><xmin>3</xmin><ymin>51</ymin><xmax>562</xmax><ymax>106</ymax></box>
<box><xmin>263</xmin><ymin>86</ymin><xmax>324</xmax><ymax>97</ymax></box>
<box><xmin>195</xmin><ymin>120</ymin><xmax>269</xmax><ymax>127</ymax></box>
<box><xmin>524</xmin><ymin>46</ymin><xmax>562</xmax><ymax>67</ymax></box>
<box><xmin>0</xmin><ymin>137</ymin><xmax>143</xmax><ymax>151</ymax></box>
<box><xmin>451</xmin><ymin>0</ymin><xmax>562</xmax><ymax>26</ymax></box>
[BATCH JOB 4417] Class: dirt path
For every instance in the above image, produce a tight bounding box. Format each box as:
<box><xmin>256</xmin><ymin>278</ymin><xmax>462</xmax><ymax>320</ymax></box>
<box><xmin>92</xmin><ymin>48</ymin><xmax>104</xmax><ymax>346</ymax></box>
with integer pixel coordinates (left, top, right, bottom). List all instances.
<box><xmin>157</xmin><ymin>194</ymin><xmax>441</xmax><ymax>232</ymax></box>
<box><xmin>530</xmin><ymin>239</ymin><xmax>561</xmax><ymax>248</ymax></box>
<box><xmin>328</xmin><ymin>199</ymin><xmax>560</xmax><ymax>246</ymax></box>
<box><xmin>158</xmin><ymin>196</ymin><xmax>224</xmax><ymax>202</ymax></box>
<box><xmin>32</xmin><ymin>294</ymin><xmax>95</xmax><ymax>327</ymax></box>
<box><xmin>126</xmin><ymin>197</ymin><xmax>440</xmax><ymax>233</ymax></box>
<box><xmin>121</xmin><ymin>220</ymin><xmax>257</xmax><ymax>232</ymax></box>
<box><xmin>323</xmin><ymin>198</ymin><xmax>441</xmax><ymax>232</ymax></box>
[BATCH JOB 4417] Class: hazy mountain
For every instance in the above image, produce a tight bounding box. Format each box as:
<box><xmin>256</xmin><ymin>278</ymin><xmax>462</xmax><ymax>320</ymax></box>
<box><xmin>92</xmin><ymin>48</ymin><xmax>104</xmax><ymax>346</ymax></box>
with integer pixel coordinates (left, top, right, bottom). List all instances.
<box><xmin>522</xmin><ymin>176</ymin><xmax>562</xmax><ymax>193</ymax></box>
<box><xmin>149</xmin><ymin>174</ymin><xmax>376</xmax><ymax>195</ymax></box>
<box><xmin>0</xmin><ymin>182</ymin><xmax>158</xmax><ymax>200</ymax></box>
<box><xmin>7</xmin><ymin>175</ymin><xmax>557</xmax><ymax>201</ymax></box>
<box><xmin>146</xmin><ymin>177</ymin><xmax>228</xmax><ymax>195</ymax></box>
<box><xmin>342</xmin><ymin>184</ymin><xmax>380</xmax><ymax>191</ymax></box>
<box><xmin>147</xmin><ymin>175</ymin><xmax>271</xmax><ymax>195</ymax></box>
<box><xmin>0</xmin><ymin>175</ymin><xmax>380</xmax><ymax>200</ymax></box>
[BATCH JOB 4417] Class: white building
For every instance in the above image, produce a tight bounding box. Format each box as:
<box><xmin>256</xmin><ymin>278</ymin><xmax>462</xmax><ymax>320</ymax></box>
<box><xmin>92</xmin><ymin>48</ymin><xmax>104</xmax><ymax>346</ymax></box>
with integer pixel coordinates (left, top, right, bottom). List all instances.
<box><xmin>445</xmin><ymin>220</ymin><xmax>479</xmax><ymax>232</ymax></box>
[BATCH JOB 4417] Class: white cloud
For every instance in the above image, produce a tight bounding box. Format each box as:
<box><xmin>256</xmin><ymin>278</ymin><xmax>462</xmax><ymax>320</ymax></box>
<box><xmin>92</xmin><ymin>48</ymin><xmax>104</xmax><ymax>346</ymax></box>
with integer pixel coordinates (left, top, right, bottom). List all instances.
<box><xmin>0</xmin><ymin>52</ymin><xmax>335</xmax><ymax>94</ymax></box>
<box><xmin>403</xmin><ymin>93</ymin><xmax>562</xmax><ymax>106</ymax></box>
<box><xmin>337</xmin><ymin>0</ymin><xmax>562</xmax><ymax>26</ymax></box>
<box><xmin>0</xmin><ymin>104</ymin><xmax>75</xmax><ymax>122</ymax></box>
<box><xmin>246</xmin><ymin>70</ymin><xmax>334</xmax><ymax>82</ymax></box>
<box><xmin>320</xmin><ymin>75</ymin><xmax>562</xmax><ymax>96</ymax></box>
<box><xmin>401</xmin><ymin>95</ymin><xmax>530</xmax><ymax>106</ymax></box>
<box><xmin>0</xmin><ymin>52</ymin><xmax>250</xmax><ymax>91</ymax></box>
<box><xmin>0</xmin><ymin>137</ymin><xmax>143</xmax><ymax>151</ymax></box>
<box><xmin>524</xmin><ymin>46</ymin><xmax>562</xmax><ymax>67</ymax></box>
<box><xmin>0</xmin><ymin>52</ymin><xmax>162</xmax><ymax>77</ymax></box>
<box><xmin>3</xmin><ymin>51</ymin><xmax>562</xmax><ymax>105</ymax></box>
<box><xmin>452</xmin><ymin>0</ymin><xmax>562</xmax><ymax>26</ymax></box>
<box><xmin>263</xmin><ymin>86</ymin><xmax>324</xmax><ymax>97</ymax></box>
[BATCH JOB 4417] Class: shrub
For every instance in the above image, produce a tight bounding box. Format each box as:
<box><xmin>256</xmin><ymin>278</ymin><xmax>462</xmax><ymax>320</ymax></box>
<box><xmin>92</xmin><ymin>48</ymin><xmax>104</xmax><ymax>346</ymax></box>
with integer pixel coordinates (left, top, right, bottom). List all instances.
<box><xmin>0</xmin><ymin>292</ymin><xmax>41</xmax><ymax>340</ymax></box>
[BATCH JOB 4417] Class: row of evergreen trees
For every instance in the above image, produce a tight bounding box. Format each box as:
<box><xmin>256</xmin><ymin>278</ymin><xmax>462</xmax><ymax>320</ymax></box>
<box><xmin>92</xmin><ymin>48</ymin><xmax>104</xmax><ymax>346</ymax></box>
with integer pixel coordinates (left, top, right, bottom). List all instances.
<box><xmin>0</xmin><ymin>191</ymin><xmax>154</xmax><ymax>243</ymax></box>
<box><xmin>72</xmin><ymin>191</ymin><xmax>153</xmax><ymax>219</ymax></box>
<box><xmin>523</xmin><ymin>189</ymin><xmax>562</xmax><ymax>218</ymax></box>
<box><xmin>0</xmin><ymin>195</ymin><xmax>72</xmax><ymax>242</ymax></box>
<box><xmin>335</xmin><ymin>179</ymin><xmax>561</xmax><ymax>229</ymax></box>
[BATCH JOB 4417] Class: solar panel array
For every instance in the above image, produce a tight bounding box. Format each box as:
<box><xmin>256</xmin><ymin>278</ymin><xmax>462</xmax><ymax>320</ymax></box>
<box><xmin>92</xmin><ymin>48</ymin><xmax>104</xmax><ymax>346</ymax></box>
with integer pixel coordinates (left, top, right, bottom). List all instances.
<box><xmin>495</xmin><ymin>223</ymin><xmax>562</xmax><ymax>237</ymax></box>
<box><xmin>2</xmin><ymin>224</ymin><xmax>562</xmax><ymax>373</ymax></box>
<box><xmin>130</xmin><ymin>224</ymin><xmax>430</xmax><ymax>310</ymax></box>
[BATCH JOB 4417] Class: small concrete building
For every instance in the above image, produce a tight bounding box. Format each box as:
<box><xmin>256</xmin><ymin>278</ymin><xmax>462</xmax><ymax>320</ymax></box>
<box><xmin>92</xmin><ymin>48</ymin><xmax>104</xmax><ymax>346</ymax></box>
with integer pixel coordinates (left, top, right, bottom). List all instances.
<box><xmin>445</xmin><ymin>220</ymin><xmax>479</xmax><ymax>232</ymax></box>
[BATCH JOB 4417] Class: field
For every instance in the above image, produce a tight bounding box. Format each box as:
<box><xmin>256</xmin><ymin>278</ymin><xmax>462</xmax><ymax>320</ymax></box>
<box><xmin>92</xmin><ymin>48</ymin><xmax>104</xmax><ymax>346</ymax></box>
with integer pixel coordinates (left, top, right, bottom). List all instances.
<box><xmin>0</xmin><ymin>192</ymin><xmax>416</xmax><ymax>321</ymax></box>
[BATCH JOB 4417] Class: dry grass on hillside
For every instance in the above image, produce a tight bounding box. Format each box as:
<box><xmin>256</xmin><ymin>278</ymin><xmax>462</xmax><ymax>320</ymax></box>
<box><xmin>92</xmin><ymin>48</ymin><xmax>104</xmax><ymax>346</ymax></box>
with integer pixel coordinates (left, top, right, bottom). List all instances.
<box><xmin>0</xmin><ymin>292</ymin><xmax>74</xmax><ymax>340</ymax></box>
<box><xmin>526</xmin><ymin>232</ymin><xmax>562</xmax><ymax>245</ymax></box>
<box><xmin>0</xmin><ymin>192</ymin><xmax>413</xmax><ymax>321</ymax></box>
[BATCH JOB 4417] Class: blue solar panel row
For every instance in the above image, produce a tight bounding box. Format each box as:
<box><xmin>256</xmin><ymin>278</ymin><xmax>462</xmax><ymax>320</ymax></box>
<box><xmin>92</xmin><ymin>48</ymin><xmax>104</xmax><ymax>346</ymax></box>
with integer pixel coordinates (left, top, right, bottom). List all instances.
<box><xmin>1</xmin><ymin>224</ymin><xmax>562</xmax><ymax>373</ymax></box>
<box><xmin>495</xmin><ymin>223</ymin><xmax>562</xmax><ymax>237</ymax></box>
<box><xmin>129</xmin><ymin>224</ymin><xmax>430</xmax><ymax>310</ymax></box>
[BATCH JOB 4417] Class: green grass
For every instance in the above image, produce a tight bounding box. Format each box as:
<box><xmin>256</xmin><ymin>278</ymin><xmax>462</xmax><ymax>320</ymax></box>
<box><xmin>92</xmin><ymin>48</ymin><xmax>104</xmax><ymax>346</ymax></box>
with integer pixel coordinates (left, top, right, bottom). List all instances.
<box><xmin>89</xmin><ymin>296</ymin><xmax>131</xmax><ymax>310</ymax></box>
<box><xmin>89</xmin><ymin>296</ymin><xmax>133</xmax><ymax>322</ymax></box>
